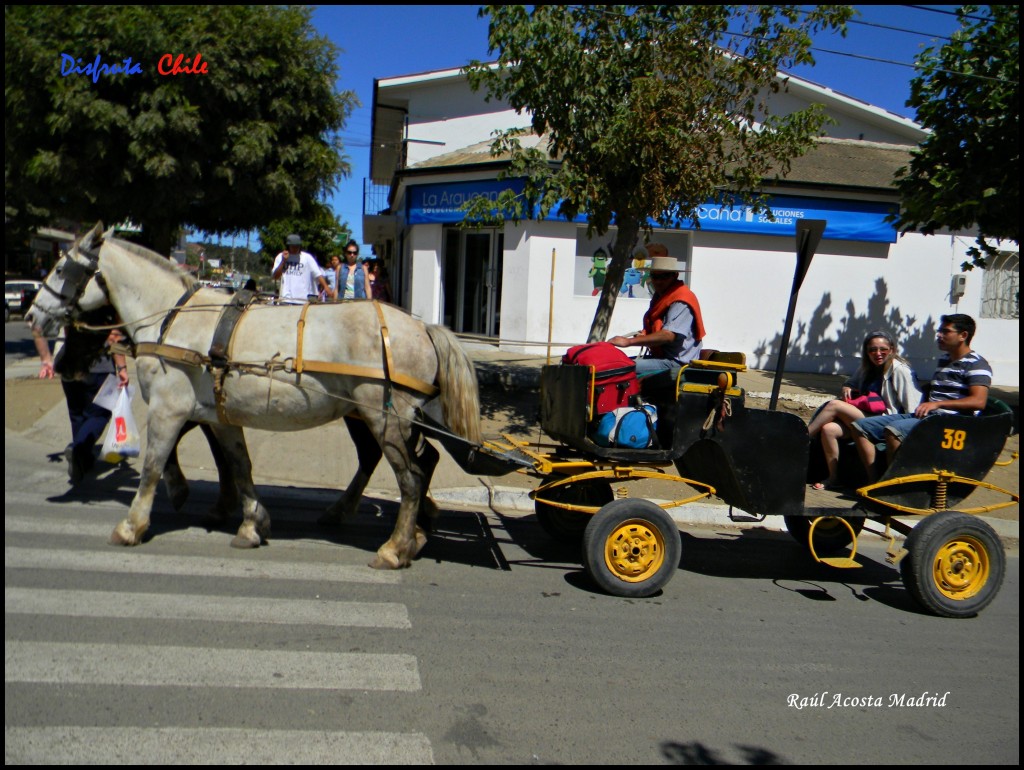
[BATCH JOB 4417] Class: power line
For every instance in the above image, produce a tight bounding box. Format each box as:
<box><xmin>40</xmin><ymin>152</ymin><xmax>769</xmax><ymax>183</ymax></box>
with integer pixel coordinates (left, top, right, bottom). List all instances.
<box><xmin>722</xmin><ymin>29</ymin><xmax>1016</xmax><ymax>88</ymax></box>
<box><xmin>904</xmin><ymin>4</ymin><xmax>997</xmax><ymax>24</ymax></box>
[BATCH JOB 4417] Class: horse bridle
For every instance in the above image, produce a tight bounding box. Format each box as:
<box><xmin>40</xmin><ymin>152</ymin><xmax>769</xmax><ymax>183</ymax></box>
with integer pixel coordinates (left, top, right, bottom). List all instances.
<box><xmin>40</xmin><ymin>250</ymin><xmax>111</xmax><ymax>323</ymax></box>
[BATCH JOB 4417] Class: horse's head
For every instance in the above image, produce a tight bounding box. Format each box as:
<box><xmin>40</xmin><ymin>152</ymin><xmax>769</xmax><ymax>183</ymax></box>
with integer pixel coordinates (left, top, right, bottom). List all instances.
<box><xmin>25</xmin><ymin>222</ymin><xmax>114</xmax><ymax>336</ymax></box>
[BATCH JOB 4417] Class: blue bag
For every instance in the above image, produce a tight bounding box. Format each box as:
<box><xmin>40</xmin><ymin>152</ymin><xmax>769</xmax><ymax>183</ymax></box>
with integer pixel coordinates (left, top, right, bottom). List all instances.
<box><xmin>614</xmin><ymin>404</ymin><xmax>658</xmax><ymax>448</ymax></box>
<box><xmin>591</xmin><ymin>403</ymin><xmax>658</xmax><ymax>448</ymax></box>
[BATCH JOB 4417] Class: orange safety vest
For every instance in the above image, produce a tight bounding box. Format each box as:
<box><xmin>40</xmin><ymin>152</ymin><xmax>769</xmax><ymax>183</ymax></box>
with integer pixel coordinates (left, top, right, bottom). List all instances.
<box><xmin>642</xmin><ymin>281</ymin><xmax>706</xmax><ymax>358</ymax></box>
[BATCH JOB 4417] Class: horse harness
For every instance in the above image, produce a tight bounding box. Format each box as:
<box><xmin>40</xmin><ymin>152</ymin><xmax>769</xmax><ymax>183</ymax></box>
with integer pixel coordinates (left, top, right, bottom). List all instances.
<box><xmin>132</xmin><ymin>293</ymin><xmax>440</xmax><ymax>424</ymax></box>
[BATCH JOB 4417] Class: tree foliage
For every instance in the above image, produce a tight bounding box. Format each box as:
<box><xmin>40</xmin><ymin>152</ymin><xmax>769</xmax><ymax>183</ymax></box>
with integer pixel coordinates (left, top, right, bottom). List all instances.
<box><xmin>893</xmin><ymin>5</ymin><xmax>1018</xmax><ymax>269</ymax></box>
<box><xmin>465</xmin><ymin>5</ymin><xmax>851</xmax><ymax>340</ymax></box>
<box><xmin>5</xmin><ymin>5</ymin><xmax>355</xmax><ymax>256</ymax></box>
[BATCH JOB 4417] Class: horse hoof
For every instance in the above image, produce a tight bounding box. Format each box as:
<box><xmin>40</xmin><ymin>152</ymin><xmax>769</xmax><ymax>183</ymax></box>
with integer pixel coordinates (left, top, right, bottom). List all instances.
<box><xmin>109</xmin><ymin>522</ymin><xmax>138</xmax><ymax>546</ymax></box>
<box><xmin>230</xmin><ymin>534</ymin><xmax>260</xmax><ymax>549</ymax></box>
<box><xmin>369</xmin><ymin>552</ymin><xmax>405</xmax><ymax>570</ymax></box>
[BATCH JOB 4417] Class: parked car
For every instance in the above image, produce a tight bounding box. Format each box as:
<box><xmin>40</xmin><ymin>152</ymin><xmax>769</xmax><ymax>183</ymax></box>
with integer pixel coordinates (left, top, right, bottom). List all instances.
<box><xmin>4</xmin><ymin>279</ymin><xmax>43</xmax><ymax>322</ymax></box>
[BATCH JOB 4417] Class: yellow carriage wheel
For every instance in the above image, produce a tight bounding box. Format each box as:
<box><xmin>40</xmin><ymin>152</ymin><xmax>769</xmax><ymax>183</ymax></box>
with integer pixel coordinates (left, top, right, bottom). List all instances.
<box><xmin>603</xmin><ymin>519</ymin><xmax>666</xmax><ymax>582</ymax></box>
<box><xmin>931</xmin><ymin>535</ymin><xmax>990</xmax><ymax>600</ymax></box>
<box><xmin>582</xmin><ymin>499</ymin><xmax>681</xmax><ymax>598</ymax></box>
<box><xmin>901</xmin><ymin>512</ymin><xmax>1005</xmax><ymax>618</ymax></box>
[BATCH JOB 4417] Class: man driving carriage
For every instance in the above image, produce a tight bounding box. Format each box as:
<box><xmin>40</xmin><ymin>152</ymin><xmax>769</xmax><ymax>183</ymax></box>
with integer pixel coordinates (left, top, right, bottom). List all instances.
<box><xmin>606</xmin><ymin>243</ymin><xmax>706</xmax><ymax>389</ymax></box>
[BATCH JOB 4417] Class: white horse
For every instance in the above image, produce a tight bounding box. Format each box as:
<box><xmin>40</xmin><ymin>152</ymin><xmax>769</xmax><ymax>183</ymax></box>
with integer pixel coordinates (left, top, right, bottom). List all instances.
<box><xmin>26</xmin><ymin>223</ymin><xmax>481</xmax><ymax>569</ymax></box>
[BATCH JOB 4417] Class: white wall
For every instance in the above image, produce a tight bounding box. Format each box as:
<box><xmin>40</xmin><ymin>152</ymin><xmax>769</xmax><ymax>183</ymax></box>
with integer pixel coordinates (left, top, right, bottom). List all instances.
<box><xmin>387</xmin><ymin>78</ymin><xmax>524</xmax><ymax>167</ymax></box>
<box><xmin>497</xmin><ymin>221</ymin><xmax>659</xmax><ymax>356</ymax></box>
<box><xmin>407</xmin><ymin>224</ymin><xmax>443</xmax><ymax>324</ymax></box>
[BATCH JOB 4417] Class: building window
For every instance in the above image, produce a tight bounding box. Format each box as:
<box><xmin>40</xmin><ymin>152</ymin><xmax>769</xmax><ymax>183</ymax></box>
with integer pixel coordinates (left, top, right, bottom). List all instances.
<box><xmin>981</xmin><ymin>251</ymin><xmax>1019</xmax><ymax>320</ymax></box>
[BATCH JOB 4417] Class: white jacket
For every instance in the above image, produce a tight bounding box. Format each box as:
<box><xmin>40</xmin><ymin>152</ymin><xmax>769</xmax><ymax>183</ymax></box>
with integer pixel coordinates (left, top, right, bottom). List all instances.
<box><xmin>845</xmin><ymin>358</ymin><xmax>919</xmax><ymax>415</ymax></box>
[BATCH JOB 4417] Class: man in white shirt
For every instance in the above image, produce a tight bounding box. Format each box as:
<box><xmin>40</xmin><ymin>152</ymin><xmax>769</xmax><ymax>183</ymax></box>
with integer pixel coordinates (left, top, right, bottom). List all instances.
<box><xmin>271</xmin><ymin>234</ymin><xmax>332</xmax><ymax>303</ymax></box>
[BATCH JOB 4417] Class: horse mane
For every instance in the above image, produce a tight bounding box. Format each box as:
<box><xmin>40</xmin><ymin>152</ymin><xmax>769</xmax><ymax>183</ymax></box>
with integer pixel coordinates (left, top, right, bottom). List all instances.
<box><xmin>107</xmin><ymin>237</ymin><xmax>197</xmax><ymax>290</ymax></box>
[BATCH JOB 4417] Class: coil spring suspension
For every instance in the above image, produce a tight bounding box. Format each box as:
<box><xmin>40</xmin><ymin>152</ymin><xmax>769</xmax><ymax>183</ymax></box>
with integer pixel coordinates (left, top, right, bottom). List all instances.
<box><xmin>932</xmin><ymin>471</ymin><xmax>953</xmax><ymax>510</ymax></box>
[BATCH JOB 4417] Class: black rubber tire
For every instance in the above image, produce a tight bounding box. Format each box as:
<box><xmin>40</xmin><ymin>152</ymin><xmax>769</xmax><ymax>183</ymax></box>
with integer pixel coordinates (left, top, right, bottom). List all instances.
<box><xmin>582</xmin><ymin>499</ymin><xmax>681</xmax><ymax>598</ymax></box>
<box><xmin>784</xmin><ymin>514</ymin><xmax>864</xmax><ymax>554</ymax></box>
<box><xmin>534</xmin><ymin>477</ymin><xmax>613</xmax><ymax>542</ymax></box>
<box><xmin>900</xmin><ymin>512</ymin><xmax>1005</xmax><ymax>618</ymax></box>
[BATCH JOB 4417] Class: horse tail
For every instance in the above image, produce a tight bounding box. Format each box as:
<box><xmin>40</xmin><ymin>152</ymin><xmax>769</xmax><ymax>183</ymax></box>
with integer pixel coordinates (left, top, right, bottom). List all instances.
<box><xmin>425</xmin><ymin>324</ymin><xmax>481</xmax><ymax>445</ymax></box>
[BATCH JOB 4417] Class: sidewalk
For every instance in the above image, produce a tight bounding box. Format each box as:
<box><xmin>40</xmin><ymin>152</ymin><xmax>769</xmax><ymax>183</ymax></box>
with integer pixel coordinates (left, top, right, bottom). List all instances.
<box><xmin>5</xmin><ymin>345</ymin><xmax>1019</xmax><ymax>541</ymax></box>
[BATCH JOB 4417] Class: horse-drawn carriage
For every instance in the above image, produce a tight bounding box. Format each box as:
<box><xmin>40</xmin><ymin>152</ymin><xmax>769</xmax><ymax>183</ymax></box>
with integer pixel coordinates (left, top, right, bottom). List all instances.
<box><xmin>474</xmin><ymin>353</ymin><xmax>1017</xmax><ymax>618</ymax></box>
<box><xmin>27</xmin><ymin>224</ymin><xmax>1018</xmax><ymax>619</ymax></box>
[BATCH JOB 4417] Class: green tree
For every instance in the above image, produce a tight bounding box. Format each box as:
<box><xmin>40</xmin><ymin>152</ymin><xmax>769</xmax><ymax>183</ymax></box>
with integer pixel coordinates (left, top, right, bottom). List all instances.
<box><xmin>893</xmin><ymin>5</ymin><xmax>1018</xmax><ymax>269</ymax></box>
<box><xmin>5</xmin><ymin>5</ymin><xmax>355</xmax><ymax>257</ymax></box>
<box><xmin>257</xmin><ymin>202</ymin><xmax>351</xmax><ymax>270</ymax></box>
<box><xmin>465</xmin><ymin>5</ymin><xmax>851</xmax><ymax>340</ymax></box>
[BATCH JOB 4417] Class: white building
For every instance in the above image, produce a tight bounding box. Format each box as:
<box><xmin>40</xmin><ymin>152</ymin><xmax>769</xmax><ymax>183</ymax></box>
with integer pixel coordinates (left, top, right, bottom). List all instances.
<box><xmin>363</xmin><ymin>65</ymin><xmax>1019</xmax><ymax>386</ymax></box>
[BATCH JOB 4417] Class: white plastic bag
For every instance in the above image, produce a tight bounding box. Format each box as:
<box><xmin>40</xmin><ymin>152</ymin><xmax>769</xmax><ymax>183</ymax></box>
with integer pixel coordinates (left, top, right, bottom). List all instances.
<box><xmin>93</xmin><ymin>375</ymin><xmax>136</xmax><ymax>411</ymax></box>
<box><xmin>100</xmin><ymin>388</ymin><xmax>140</xmax><ymax>463</ymax></box>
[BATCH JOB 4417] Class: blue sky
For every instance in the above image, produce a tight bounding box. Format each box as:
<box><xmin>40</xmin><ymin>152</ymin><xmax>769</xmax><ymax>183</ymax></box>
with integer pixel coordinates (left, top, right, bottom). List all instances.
<box><xmin>282</xmin><ymin>5</ymin><xmax>965</xmax><ymax>249</ymax></box>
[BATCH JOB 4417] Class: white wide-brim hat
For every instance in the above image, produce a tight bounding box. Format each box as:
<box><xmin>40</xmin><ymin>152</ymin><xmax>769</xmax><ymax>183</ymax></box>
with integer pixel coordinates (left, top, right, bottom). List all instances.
<box><xmin>648</xmin><ymin>256</ymin><xmax>681</xmax><ymax>272</ymax></box>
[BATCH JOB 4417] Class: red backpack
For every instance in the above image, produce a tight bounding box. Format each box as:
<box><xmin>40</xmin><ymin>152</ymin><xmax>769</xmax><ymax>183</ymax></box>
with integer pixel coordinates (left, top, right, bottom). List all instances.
<box><xmin>562</xmin><ymin>342</ymin><xmax>641</xmax><ymax>416</ymax></box>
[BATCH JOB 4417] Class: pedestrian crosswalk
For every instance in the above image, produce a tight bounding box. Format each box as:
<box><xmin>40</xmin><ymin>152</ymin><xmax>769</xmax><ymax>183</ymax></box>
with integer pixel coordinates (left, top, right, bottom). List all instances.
<box><xmin>4</xmin><ymin>504</ymin><xmax>435</xmax><ymax>764</ymax></box>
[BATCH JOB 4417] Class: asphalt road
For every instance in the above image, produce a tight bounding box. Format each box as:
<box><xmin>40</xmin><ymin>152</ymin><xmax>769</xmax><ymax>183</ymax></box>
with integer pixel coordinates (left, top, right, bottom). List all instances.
<box><xmin>5</xmin><ymin>426</ymin><xmax>1019</xmax><ymax>765</ymax></box>
<box><xmin>5</xmin><ymin>317</ymin><xmax>36</xmax><ymax>369</ymax></box>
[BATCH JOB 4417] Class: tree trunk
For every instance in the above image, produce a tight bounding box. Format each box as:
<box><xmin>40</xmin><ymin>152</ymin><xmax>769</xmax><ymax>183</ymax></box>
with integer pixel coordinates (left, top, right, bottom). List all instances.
<box><xmin>141</xmin><ymin>221</ymin><xmax>176</xmax><ymax>258</ymax></box>
<box><xmin>587</xmin><ymin>217</ymin><xmax>641</xmax><ymax>342</ymax></box>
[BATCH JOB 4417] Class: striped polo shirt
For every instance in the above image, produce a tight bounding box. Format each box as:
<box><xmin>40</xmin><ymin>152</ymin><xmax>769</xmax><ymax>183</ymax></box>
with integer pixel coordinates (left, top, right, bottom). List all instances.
<box><xmin>928</xmin><ymin>351</ymin><xmax>992</xmax><ymax>415</ymax></box>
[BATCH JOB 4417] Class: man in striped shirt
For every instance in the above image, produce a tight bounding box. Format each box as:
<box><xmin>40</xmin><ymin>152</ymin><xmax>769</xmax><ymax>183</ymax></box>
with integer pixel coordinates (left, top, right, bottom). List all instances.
<box><xmin>852</xmin><ymin>314</ymin><xmax>992</xmax><ymax>481</ymax></box>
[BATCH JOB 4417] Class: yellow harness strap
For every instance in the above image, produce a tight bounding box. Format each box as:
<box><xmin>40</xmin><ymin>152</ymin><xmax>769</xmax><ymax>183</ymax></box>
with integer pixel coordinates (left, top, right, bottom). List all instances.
<box><xmin>135</xmin><ymin>342</ymin><xmax>207</xmax><ymax>368</ymax></box>
<box><xmin>291</xmin><ymin>300</ymin><xmax>439</xmax><ymax>398</ymax></box>
<box><xmin>295</xmin><ymin>301</ymin><xmax>314</xmax><ymax>377</ymax></box>
<box><xmin>134</xmin><ymin>298</ymin><xmax>441</xmax><ymax>400</ymax></box>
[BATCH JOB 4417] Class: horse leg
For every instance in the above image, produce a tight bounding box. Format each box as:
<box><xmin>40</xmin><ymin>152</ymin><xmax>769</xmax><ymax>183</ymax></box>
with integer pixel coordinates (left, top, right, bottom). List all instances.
<box><xmin>162</xmin><ymin>422</ymin><xmax>239</xmax><ymax>525</ymax></box>
<box><xmin>162</xmin><ymin>426</ymin><xmax>191</xmax><ymax>513</ymax></box>
<box><xmin>110</xmin><ymin>409</ymin><xmax>188</xmax><ymax>546</ymax></box>
<box><xmin>200</xmin><ymin>422</ymin><xmax>240</xmax><ymax>527</ymax></box>
<box><xmin>414</xmin><ymin>431</ymin><xmax>440</xmax><ymax>534</ymax></box>
<box><xmin>319</xmin><ymin>416</ymin><xmax>382</xmax><ymax>525</ymax></box>
<box><xmin>369</xmin><ymin>419</ymin><xmax>431</xmax><ymax>570</ymax></box>
<box><xmin>205</xmin><ymin>423</ymin><xmax>270</xmax><ymax>549</ymax></box>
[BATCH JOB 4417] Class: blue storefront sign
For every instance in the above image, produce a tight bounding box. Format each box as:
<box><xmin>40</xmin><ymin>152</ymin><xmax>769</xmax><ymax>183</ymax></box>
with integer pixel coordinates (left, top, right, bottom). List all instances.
<box><xmin>407</xmin><ymin>180</ymin><xmax>897</xmax><ymax>243</ymax></box>
<box><xmin>407</xmin><ymin>179</ymin><xmax>525</xmax><ymax>224</ymax></box>
<box><xmin>685</xmin><ymin>194</ymin><xmax>898</xmax><ymax>243</ymax></box>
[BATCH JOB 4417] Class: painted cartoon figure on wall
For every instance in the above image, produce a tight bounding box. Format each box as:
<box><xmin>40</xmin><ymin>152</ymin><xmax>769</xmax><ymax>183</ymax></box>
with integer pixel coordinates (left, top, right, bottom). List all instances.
<box><xmin>633</xmin><ymin>246</ymin><xmax>652</xmax><ymax>297</ymax></box>
<box><xmin>621</xmin><ymin>266</ymin><xmax>643</xmax><ymax>297</ymax></box>
<box><xmin>589</xmin><ymin>247</ymin><xmax>608</xmax><ymax>296</ymax></box>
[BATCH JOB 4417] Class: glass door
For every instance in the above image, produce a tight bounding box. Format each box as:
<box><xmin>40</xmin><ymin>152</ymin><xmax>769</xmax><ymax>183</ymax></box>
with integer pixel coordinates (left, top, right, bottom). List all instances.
<box><xmin>442</xmin><ymin>228</ymin><xmax>502</xmax><ymax>337</ymax></box>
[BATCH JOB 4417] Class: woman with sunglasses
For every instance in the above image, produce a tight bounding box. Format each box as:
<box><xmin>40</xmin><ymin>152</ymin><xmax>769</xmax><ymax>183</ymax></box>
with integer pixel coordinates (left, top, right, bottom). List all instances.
<box><xmin>337</xmin><ymin>240</ymin><xmax>372</xmax><ymax>300</ymax></box>
<box><xmin>807</xmin><ymin>331</ymin><xmax>918</xmax><ymax>490</ymax></box>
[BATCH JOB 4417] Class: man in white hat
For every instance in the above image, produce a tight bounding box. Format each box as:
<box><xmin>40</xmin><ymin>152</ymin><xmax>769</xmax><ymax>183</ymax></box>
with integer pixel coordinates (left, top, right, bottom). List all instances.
<box><xmin>271</xmin><ymin>234</ymin><xmax>333</xmax><ymax>303</ymax></box>
<box><xmin>607</xmin><ymin>242</ymin><xmax>706</xmax><ymax>379</ymax></box>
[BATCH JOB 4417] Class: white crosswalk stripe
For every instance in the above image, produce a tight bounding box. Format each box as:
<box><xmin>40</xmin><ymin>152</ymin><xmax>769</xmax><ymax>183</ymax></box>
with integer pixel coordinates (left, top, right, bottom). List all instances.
<box><xmin>6</xmin><ymin>640</ymin><xmax>422</xmax><ymax>691</ymax></box>
<box><xmin>5</xmin><ymin>586</ymin><xmax>411</xmax><ymax>628</ymax></box>
<box><xmin>5</xmin><ymin>545</ymin><xmax>402</xmax><ymax>584</ymax></box>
